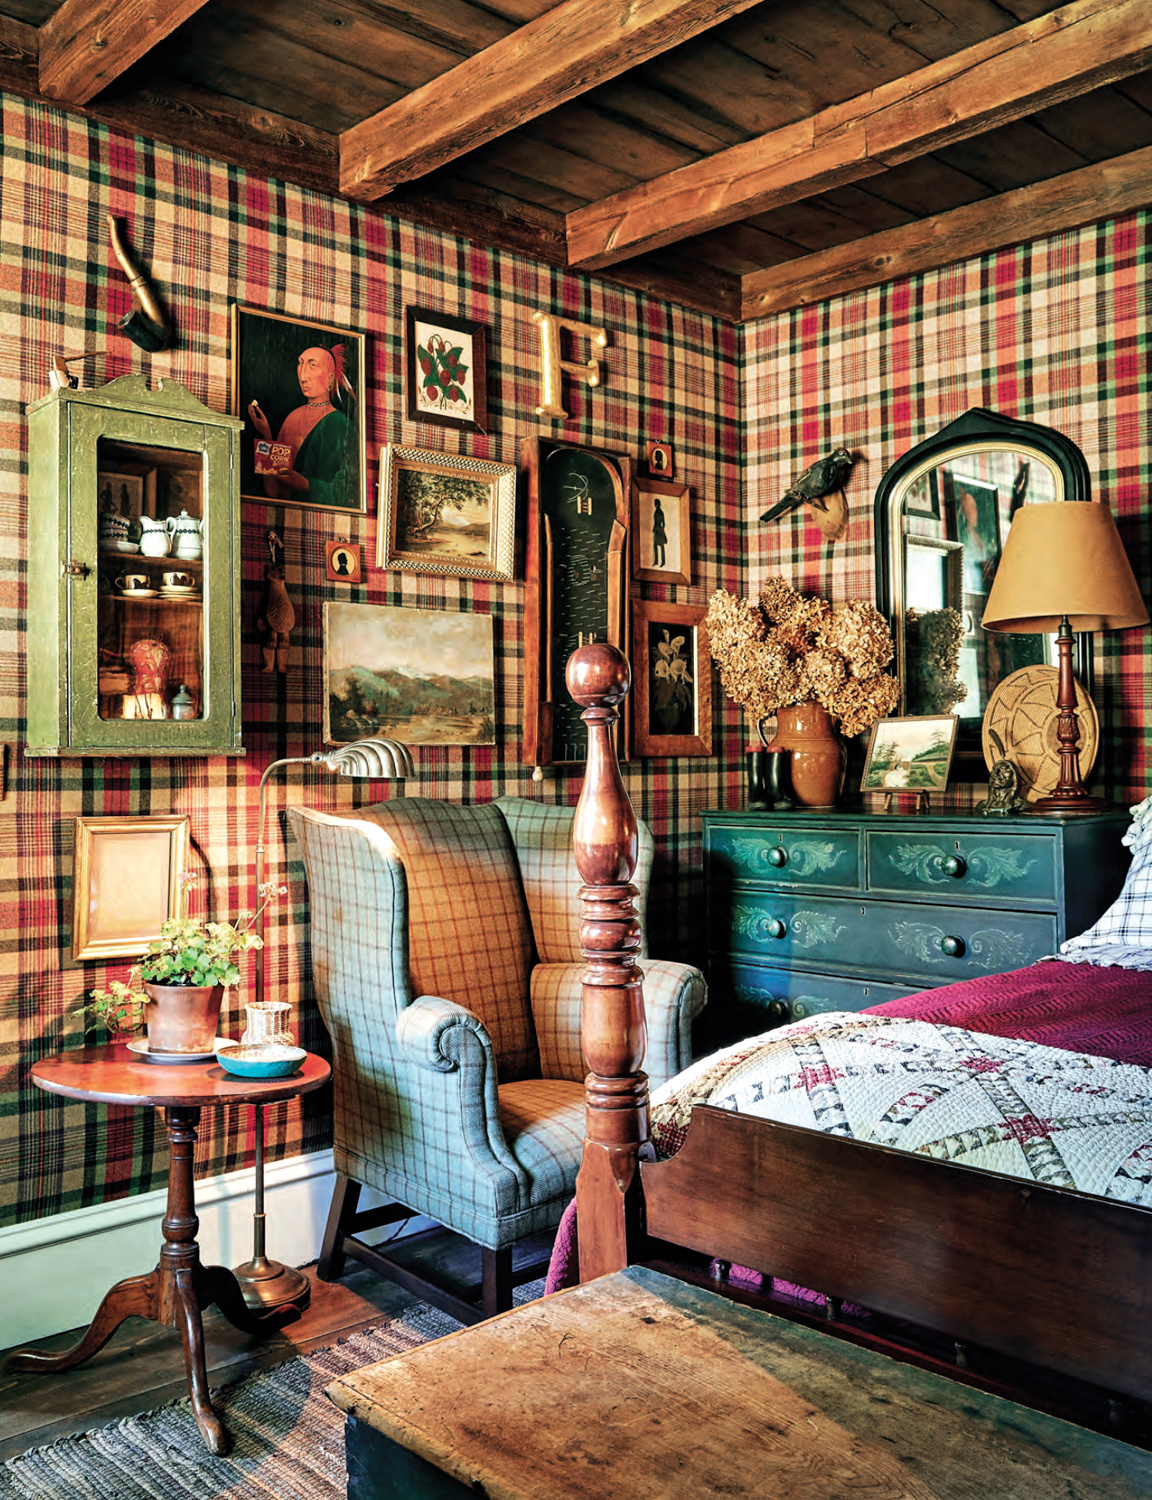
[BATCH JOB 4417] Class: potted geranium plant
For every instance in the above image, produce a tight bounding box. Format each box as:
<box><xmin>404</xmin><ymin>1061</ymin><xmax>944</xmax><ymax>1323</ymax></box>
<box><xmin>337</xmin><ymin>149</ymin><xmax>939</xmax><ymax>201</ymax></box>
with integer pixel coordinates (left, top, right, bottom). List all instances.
<box><xmin>81</xmin><ymin>876</ymin><xmax>285</xmax><ymax>1054</ymax></box>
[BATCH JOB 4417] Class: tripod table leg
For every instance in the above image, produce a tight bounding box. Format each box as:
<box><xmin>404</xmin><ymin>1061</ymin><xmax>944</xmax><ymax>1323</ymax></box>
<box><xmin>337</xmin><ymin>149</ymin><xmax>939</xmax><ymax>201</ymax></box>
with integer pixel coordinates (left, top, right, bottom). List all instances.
<box><xmin>3</xmin><ymin>1271</ymin><xmax>158</xmax><ymax>1374</ymax></box>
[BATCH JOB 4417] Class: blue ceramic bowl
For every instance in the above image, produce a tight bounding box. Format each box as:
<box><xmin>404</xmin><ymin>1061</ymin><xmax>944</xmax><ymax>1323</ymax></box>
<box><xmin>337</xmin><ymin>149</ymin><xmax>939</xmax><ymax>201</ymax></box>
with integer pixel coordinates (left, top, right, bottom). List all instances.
<box><xmin>215</xmin><ymin>1043</ymin><xmax>306</xmax><ymax>1078</ymax></box>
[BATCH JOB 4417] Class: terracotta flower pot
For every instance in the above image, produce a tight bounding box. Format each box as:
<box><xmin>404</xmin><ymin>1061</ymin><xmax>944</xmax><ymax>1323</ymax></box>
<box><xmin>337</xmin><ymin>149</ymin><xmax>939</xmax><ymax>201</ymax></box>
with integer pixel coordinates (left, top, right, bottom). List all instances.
<box><xmin>144</xmin><ymin>982</ymin><xmax>224</xmax><ymax>1054</ymax></box>
<box><xmin>766</xmin><ymin>703</ymin><xmax>845</xmax><ymax>809</ymax></box>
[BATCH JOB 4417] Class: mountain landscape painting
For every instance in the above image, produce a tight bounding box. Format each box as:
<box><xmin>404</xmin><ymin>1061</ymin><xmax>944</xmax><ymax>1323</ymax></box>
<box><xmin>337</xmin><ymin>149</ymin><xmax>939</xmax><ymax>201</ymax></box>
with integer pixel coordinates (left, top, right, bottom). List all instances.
<box><xmin>324</xmin><ymin>601</ymin><xmax>495</xmax><ymax>746</ymax></box>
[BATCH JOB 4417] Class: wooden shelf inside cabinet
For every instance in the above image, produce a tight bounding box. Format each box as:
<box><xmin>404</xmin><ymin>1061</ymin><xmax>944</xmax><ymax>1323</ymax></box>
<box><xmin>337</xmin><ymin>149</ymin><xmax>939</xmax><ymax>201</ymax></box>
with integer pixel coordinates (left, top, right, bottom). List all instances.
<box><xmin>521</xmin><ymin>437</ymin><xmax>631</xmax><ymax>769</ymax></box>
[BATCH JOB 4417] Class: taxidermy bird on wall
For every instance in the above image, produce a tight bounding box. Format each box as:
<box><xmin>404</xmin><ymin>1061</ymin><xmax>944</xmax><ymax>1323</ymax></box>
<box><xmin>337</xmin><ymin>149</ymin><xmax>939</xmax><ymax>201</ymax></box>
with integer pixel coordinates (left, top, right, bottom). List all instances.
<box><xmin>761</xmin><ymin>447</ymin><xmax>856</xmax><ymax>541</ymax></box>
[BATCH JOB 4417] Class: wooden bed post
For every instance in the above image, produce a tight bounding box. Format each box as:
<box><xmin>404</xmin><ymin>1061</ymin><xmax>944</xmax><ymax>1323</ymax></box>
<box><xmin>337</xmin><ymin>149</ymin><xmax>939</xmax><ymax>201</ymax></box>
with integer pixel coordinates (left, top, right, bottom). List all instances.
<box><xmin>567</xmin><ymin>644</ymin><xmax>649</xmax><ymax>1282</ymax></box>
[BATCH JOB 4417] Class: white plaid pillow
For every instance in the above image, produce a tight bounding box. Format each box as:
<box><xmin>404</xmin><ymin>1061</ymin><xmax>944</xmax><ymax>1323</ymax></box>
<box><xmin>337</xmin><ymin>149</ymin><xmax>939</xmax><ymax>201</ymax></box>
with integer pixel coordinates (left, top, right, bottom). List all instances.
<box><xmin>1056</xmin><ymin>796</ymin><xmax>1152</xmax><ymax>970</ymax></box>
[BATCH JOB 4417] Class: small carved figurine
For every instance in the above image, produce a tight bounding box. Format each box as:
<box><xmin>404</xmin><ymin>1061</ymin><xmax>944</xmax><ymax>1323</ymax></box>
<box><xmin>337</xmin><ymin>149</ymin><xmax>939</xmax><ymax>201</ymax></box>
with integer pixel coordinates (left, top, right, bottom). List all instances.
<box><xmin>761</xmin><ymin>447</ymin><xmax>856</xmax><ymax>541</ymax></box>
<box><xmin>977</xmin><ymin>757</ymin><xmax>1027</xmax><ymax>816</ymax></box>
<box><xmin>257</xmin><ymin>530</ymin><xmax>295</xmax><ymax>673</ymax></box>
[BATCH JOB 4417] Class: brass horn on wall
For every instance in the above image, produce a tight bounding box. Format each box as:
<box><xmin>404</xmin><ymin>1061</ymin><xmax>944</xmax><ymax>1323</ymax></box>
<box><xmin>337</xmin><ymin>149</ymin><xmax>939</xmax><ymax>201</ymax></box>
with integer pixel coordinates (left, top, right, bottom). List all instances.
<box><xmin>106</xmin><ymin>214</ymin><xmax>172</xmax><ymax>352</ymax></box>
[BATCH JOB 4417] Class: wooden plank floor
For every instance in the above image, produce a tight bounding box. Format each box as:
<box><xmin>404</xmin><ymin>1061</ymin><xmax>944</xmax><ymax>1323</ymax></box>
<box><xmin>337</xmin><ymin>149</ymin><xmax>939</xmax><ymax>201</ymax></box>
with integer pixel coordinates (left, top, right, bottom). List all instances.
<box><xmin>0</xmin><ymin>1230</ymin><xmax>553</xmax><ymax>1462</ymax></box>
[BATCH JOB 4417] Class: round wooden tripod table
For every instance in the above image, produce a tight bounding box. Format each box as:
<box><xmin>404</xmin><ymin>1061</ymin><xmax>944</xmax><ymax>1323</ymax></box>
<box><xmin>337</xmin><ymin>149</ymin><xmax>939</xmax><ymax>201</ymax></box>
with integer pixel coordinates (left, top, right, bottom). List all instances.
<box><xmin>4</xmin><ymin>1044</ymin><xmax>331</xmax><ymax>1455</ymax></box>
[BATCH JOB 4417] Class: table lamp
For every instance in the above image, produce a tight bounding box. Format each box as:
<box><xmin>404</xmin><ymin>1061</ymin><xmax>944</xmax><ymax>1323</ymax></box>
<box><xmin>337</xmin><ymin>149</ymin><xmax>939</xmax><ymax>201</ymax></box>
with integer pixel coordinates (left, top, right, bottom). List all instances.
<box><xmin>982</xmin><ymin>501</ymin><xmax>1147</xmax><ymax>814</ymax></box>
<box><xmin>237</xmin><ymin>735</ymin><xmax>415</xmax><ymax>1310</ymax></box>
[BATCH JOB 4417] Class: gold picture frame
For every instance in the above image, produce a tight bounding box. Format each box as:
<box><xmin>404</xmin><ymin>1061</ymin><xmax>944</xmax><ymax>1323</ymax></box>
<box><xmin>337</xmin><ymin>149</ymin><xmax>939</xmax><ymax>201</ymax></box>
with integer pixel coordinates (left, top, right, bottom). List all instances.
<box><xmin>377</xmin><ymin>444</ymin><xmax>516</xmax><ymax>581</ymax></box>
<box><xmin>632</xmin><ymin>475</ymin><xmax>691</xmax><ymax>585</ymax></box>
<box><xmin>71</xmin><ymin>815</ymin><xmax>191</xmax><ymax>962</ymax></box>
<box><xmin>631</xmin><ymin>599</ymin><xmax>712</xmax><ymax>757</ymax></box>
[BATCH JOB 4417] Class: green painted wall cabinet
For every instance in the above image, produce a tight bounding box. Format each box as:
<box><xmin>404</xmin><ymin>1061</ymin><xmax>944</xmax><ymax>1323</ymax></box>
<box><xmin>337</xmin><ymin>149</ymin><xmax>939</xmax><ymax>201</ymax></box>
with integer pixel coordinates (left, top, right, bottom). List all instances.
<box><xmin>26</xmin><ymin>376</ymin><xmax>244</xmax><ymax>756</ymax></box>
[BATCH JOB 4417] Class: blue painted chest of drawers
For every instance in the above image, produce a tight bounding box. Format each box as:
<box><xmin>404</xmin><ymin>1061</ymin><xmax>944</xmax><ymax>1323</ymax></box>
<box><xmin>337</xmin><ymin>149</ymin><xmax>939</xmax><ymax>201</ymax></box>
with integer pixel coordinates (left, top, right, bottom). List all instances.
<box><xmin>702</xmin><ymin>807</ymin><xmax>1131</xmax><ymax>1046</ymax></box>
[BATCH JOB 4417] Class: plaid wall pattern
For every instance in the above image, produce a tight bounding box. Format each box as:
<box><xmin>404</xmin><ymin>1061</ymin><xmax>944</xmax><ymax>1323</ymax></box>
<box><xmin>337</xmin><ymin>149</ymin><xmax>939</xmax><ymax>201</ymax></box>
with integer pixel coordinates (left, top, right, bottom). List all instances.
<box><xmin>0</xmin><ymin>95</ymin><xmax>743</xmax><ymax>1228</ymax></box>
<box><xmin>743</xmin><ymin>215</ymin><xmax>1151</xmax><ymax>803</ymax></box>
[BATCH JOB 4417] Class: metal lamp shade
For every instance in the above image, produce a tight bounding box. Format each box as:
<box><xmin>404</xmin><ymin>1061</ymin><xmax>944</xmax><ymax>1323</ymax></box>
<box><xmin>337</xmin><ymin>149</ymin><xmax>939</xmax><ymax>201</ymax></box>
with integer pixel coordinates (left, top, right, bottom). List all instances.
<box><xmin>982</xmin><ymin>501</ymin><xmax>1148</xmax><ymax>635</ymax></box>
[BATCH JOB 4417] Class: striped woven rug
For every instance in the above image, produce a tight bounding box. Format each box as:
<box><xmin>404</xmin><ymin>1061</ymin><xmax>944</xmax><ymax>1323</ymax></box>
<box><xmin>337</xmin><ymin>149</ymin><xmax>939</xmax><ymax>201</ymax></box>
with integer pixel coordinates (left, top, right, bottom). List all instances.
<box><xmin>0</xmin><ymin>1303</ymin><xmax>461</xmax><ymax>1500</ymax></box>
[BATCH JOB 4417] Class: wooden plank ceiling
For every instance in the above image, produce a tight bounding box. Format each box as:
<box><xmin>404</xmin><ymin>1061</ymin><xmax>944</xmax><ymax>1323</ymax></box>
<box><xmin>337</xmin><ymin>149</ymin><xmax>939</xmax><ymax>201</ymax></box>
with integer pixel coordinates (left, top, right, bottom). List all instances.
<box><xmin>1</xmin><ymin>0</ymin><xmax>1150</xmax><ymax>322</ymax></box>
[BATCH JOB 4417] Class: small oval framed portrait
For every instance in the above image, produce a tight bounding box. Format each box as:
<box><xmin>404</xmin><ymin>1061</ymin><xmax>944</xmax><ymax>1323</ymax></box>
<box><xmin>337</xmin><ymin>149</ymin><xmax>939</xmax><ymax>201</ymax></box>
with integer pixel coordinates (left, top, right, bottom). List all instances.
<box><xmin>325</xmin><ymin>540</ymin><xmax>362</xmax><ymax>584</ymax></box>
<box><xmin>647</xmin><ymin>441</ymin><xmax>674</xmax><ymax>478</ymax></box>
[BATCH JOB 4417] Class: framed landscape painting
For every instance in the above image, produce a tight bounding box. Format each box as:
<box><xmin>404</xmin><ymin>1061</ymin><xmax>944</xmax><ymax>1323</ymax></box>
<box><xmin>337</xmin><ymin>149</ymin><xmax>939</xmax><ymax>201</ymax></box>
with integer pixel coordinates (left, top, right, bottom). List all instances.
<box><xmin>861</xmin><ymin>714</ymin><xmax>958</xmax><ymax>793</ymax></box>
<box><xmin>377</xmin><ymin>444</ymin><xmax>515</xmax><ymax>581</ymax></box>
<box><xmin>324</xmin><ymin>601</ymin><xmax>495</xmax><ymax>746</ymax></box>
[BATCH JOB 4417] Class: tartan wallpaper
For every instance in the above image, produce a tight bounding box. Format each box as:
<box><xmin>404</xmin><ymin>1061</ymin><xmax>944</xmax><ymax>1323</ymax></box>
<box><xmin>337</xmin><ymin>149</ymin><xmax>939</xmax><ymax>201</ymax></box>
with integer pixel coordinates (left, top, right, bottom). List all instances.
<box><xmin>0</xmin><ymin>95</ymin><xmax>742</xmax><ymax>1227</ymax></box>
<box><xmin>744</xmin><ymin>215</ymin><xmax>1151</xmax><ymax>801</ymax></box>
<box><xmin>2</xmin><ymin>89</ymin><xmax>1149</xmax><ymax>1231</ymax></box>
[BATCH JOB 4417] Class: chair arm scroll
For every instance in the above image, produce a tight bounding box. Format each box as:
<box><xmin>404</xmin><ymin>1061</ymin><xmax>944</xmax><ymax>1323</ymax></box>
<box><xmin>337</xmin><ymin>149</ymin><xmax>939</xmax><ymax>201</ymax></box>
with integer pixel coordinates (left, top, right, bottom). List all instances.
<box><xmin>396</xmin><ymin>996</ymin><xmax>493</xmax><ymax>1073</ymax></box>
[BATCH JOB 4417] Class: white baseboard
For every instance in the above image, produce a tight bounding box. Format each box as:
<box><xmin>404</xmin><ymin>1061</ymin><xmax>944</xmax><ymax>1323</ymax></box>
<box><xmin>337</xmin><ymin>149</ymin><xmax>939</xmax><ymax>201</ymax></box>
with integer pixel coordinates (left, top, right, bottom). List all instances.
<box><xmin>0</xmin><ymin>1150</ymin><xmax>433</xmax><ymax>1350</ymax></box>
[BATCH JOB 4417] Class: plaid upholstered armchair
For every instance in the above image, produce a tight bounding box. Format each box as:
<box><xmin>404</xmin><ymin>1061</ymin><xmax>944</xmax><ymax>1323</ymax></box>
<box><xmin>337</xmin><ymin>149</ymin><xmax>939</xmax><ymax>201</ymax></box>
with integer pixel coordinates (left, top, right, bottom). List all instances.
<box><xmin>289</xmin><ymin>795</ymin><xmax>706</xmax><ymax>1322</ymax></box>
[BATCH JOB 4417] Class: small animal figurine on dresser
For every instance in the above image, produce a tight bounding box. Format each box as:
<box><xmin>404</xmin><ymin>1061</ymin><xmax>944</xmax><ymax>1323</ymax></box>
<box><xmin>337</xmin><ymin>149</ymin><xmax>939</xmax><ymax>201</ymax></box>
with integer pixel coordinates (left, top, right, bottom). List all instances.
<box><xmin>258</xmin><ymin>530</ymin><xmax>295</xmax><ymax>674</ymax></box>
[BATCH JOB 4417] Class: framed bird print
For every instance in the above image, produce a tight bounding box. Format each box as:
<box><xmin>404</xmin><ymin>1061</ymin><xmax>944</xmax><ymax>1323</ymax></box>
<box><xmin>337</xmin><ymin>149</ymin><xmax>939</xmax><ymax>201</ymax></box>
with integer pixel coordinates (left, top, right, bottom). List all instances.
<box><xmin>632</xmin><ymin>476</ymin><xmax>691</xmax><ymax>585</ymax></box>
<box><xmin>631</xmin><ymin>600</ymin><xmax>711</xmax><ymax>757</ymax></box>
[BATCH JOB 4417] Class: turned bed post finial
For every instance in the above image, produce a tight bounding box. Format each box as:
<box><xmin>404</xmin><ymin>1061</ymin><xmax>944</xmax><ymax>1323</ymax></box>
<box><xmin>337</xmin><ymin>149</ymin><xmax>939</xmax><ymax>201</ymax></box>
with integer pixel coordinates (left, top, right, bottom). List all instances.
<box><xmin>568</xmin><ymin>642</ymin><xmax>649</xmax><ymax>1283</ymax></box>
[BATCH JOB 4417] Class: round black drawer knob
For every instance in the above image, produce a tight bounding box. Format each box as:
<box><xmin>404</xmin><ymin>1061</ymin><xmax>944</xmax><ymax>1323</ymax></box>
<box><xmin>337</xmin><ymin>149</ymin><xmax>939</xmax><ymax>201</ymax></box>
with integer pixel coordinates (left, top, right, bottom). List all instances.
<box><xmin>767</xmin><ymin>1000</ymin><xmax>789</xmax><ymax>1022</ymax></box>
<box><xmin>942</xmin><ymin>855</ymin><xmax>967</xmax><ymax>878</ymax></box>
<box><xmin>767</xmin><ymin>917</ymin><xmax>787</xmax><ymax>940</ymax></box>
<box><xmin>941</xmin><ymin>934</ymin><xmax>965</xmax><ymax>958</ymax></box>
<box><xmin>766</xmin><ymin>846</ymin><xmax>787</xmax><ymax>868</ymax></box>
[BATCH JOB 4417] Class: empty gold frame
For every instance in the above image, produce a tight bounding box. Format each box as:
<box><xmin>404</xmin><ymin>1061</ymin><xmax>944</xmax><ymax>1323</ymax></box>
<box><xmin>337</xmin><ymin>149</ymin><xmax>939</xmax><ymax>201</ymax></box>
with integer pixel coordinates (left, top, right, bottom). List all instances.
<box><xmin>71</xmin><ymin>815</ymin><xmax>191</xmax><ymax>962</ymax></box>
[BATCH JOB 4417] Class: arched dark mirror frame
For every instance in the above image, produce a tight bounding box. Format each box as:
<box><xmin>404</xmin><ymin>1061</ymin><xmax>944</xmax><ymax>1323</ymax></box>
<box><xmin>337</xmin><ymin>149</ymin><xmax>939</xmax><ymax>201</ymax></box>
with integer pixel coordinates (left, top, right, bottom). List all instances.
<box><xmin>873</xmin><ymin>407</ymin><xmax>1093</xmax><ymax>780</ymax></box>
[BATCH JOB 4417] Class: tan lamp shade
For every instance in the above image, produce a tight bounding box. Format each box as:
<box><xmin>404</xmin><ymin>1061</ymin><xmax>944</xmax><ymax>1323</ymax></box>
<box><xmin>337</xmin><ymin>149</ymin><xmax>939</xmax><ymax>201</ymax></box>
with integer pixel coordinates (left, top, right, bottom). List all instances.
<box><xmin>982</xmin><ymin>501</ymin><xmax>1148</xmax><ymax>634</ymax></box>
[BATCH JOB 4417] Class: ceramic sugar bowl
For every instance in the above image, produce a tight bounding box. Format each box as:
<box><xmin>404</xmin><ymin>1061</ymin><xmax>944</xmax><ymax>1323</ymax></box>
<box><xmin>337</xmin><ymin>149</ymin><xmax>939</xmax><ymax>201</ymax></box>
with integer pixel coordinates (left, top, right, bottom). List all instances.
<box><xmin>166</xmin><ymin>509</ymin><xmax>203</xmax><ymax>560</ymax></box>
<box><xmin>137</xmin><ymin>515</ymin><xmax>171</xmax><ymax>557</ymax></box>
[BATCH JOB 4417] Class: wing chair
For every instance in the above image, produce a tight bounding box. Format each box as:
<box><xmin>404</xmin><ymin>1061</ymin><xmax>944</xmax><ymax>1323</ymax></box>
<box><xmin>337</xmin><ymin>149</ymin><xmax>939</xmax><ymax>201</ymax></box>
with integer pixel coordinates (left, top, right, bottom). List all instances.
<box><xmin>288</xmin><ymin>795</ymin><xmax>707</xmax><ymax>1322</ymax></box>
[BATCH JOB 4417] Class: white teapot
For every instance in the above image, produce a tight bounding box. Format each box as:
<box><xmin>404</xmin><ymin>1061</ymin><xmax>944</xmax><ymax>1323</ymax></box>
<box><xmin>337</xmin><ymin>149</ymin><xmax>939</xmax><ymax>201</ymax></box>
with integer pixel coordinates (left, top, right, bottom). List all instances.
<box><xmin>166</xmin><ymin>509</ymin><xmax>203</xmax><ymax>559</ymax></box>
<box><xmin>137</xmin><ymin>515</ymin><xmax>171</xmax><ymax>557</ymax></box>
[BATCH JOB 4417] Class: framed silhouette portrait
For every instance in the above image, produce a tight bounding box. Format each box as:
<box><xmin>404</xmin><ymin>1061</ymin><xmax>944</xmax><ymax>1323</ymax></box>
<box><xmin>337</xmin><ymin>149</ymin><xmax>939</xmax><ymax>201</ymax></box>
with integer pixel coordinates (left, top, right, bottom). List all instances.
<box><xmin>632</xmin><ymin>476</ymin><xmax>691</xmax><ymax>585</ymax></box>
<box><xmin>325</xmin><ymin>540</ymin><xmax>363</xmax><ymax>584</ymax></box>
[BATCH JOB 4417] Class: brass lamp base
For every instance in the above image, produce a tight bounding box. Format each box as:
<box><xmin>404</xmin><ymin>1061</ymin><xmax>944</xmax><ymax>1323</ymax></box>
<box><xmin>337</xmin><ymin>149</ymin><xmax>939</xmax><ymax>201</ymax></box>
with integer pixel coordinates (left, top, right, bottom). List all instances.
<box><xmin>233</xmin><ymin>1253</ymin><xmax>311</xmax><ymax>1311</ymax></box>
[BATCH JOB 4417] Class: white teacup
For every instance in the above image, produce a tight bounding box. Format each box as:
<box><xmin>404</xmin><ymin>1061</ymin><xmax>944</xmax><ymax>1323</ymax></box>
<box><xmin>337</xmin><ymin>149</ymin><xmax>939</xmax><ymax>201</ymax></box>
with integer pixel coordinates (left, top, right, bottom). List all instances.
<box><xmin>116</xmin><ymin>573</ymin><xmax>148</xmax><ymax>593</ymax></box>
<box><xmin>162</xmin><ymin>571</ymin><xmax>194</xmax><ymax>589</ymax></box>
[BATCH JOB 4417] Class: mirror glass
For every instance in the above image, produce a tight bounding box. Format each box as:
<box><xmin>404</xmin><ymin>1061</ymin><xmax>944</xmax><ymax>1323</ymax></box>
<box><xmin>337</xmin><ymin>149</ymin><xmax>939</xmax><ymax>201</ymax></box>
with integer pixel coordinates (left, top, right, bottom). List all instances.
<box><xmin>874</xmin><ymin>410</ymin><xmax>1091</xmax><ymax>771</ymax></box>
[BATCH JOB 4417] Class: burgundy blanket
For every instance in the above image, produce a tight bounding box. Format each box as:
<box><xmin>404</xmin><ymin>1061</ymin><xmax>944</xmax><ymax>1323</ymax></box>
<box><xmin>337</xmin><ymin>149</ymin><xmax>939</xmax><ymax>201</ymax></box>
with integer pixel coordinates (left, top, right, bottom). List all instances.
<box><xmin>865</xmin><ymin>960</ymin><xmax>1152</xmax><ymax>1066</ymax></box>
<box><xmin>545</xmin><ymin>959</ymin><xmax>1152</xmax><ymax>1293</ymax></box>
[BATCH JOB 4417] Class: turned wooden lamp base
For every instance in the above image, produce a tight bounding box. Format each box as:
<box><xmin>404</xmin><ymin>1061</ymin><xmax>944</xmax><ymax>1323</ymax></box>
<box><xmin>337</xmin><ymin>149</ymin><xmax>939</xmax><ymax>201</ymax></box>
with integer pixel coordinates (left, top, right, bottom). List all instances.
<box><xmin>1029</xmin><ymin>617</ymin><xmax>1105</xmax><ymax>816</ymax></box>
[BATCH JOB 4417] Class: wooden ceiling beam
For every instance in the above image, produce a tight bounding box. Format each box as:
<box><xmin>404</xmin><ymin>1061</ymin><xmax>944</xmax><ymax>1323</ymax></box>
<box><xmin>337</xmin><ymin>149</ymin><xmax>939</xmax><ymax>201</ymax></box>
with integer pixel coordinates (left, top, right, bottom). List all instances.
<box><xmin>567</xmin><ymin>0</ymin><xmax>1152</xmax><ymax>270</ymax></box>
<box><xmin>338</xmin><ymin>0</ymin><xmax>765</xmax><ymax>202</ymax></box>
<box><xmin>0</xmin><ymin>22</ymin><xmax>737</xmax><ymax>321</ymax></box>
<box><xmin>739</xmin><ymin>144</ymin><xmax>1152</xmax><ymax>321</ymax></box>
<box><xmin>38</xmin><ymin>0</ymin><xmax>212</xmax><ymax>106</ymax></box>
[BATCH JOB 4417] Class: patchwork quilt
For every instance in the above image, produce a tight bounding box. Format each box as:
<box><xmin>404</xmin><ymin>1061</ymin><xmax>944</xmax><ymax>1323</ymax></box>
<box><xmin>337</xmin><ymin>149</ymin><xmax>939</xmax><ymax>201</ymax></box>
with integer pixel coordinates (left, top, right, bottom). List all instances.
<box><xmin>649</xmin><ymin>1012</ymin><xmax>1152</xmax><ymax>1204</ymax></box>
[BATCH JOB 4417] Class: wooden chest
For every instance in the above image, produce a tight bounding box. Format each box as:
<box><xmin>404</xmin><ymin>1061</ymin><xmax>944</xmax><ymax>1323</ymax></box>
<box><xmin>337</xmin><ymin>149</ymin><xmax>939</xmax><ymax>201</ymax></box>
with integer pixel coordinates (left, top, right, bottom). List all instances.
<box><xmin>327</xmin><ymin>1266</ymin><xmax>1151</xmax><ymax>1499</ymax></box>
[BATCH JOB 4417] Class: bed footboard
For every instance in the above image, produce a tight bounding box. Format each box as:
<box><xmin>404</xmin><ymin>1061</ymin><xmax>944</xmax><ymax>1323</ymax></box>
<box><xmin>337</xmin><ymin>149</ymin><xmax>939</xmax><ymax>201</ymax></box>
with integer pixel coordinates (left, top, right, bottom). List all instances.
<box><xmin>643</xmin><ymin>1105</ymin><xmax>1152</xmax><ymax>1405</ymax></box>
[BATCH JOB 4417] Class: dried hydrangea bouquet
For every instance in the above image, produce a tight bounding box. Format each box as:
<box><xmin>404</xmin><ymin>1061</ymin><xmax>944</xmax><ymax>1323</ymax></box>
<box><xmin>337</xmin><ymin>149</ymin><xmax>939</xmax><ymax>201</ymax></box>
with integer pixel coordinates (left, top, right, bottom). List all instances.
<box><xmin>706</xmin><ymin>577</ymin><xmax>900</xmax><ymax>807</ymax></box>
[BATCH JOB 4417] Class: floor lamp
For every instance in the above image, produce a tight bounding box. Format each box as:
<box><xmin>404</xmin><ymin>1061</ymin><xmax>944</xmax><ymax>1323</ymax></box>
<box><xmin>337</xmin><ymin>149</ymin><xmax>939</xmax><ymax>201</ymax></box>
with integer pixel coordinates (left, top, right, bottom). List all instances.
<box><xmin>234</xmin><ymin>736</ymin><xmax>416</xmax><ymax>1311</ymax></box>
<box><xmin>982</xmin><ymin>501</ymin><xmax>1147</xmax><ymax>814</ymax></box>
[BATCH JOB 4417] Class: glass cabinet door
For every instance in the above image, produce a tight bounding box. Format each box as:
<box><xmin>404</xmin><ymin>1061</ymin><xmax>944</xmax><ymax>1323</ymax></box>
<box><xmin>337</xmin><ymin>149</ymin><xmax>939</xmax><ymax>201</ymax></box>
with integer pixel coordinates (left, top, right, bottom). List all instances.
<box><xmin>26</xmin><ymin>377</ymin><xmax>243</xmax><ymax>757</ymax></box>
